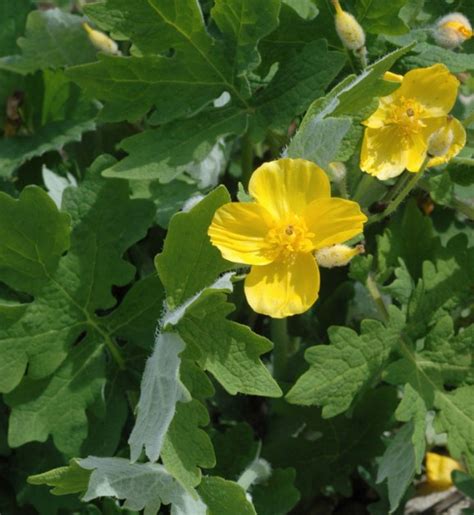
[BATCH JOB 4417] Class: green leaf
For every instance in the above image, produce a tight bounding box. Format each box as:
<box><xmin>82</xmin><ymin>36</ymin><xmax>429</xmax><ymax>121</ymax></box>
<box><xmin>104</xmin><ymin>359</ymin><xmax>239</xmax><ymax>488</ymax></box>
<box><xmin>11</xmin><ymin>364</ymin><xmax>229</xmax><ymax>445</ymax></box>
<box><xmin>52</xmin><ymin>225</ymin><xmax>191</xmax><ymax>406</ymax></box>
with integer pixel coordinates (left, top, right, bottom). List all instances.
<box><xmin>286</xmin><ymin>306</ymin><xmax>405</xmax><ymax>417</ymax></box>
<box><xmin>71</xmin><ymin>0</ymin><xmax>254</xmax><ymax>123</ymax></box>
<box><xmin>162</xmin><ymin>399</ymin><xmax>216</xmax><ymax>490</ymax></box>
<box><xmin>211</xmin><ymin>0</ymin><xmax>281</xmax><ymax>77</ymax></box>
<box><xmin>130</xmin><ymin>180</ymin><xmax>198</xmax><ymax>229</ymax></box>
<box><xmin>0</xmin><ymin>187</ymin><xmax>70</xmax><ymax>294</ymax></box>
<box><xmin>0</xmin><ymin>117</ymin><xmax>96</xmax><ymax>178</ymax></box>
<box><xmin>250</xmin><ymin>40</ymin><xmax>346</xmax><ymax>138</ymax></box>
<box><xmin>376</xmin><ymin>200</ymin><xmax>441</xmax><ymax>282</ymax></box>
<box><xmin>27</xmin><ymin>459</ymin><xmax>91</xmax><ymax>496</ymax></box>
<box><xmin>5</xmin><ymin>335</ymin><xmax>105</xmax><ymax>456</ymax></box>
<box><xmin>128</xmin><ymin>332</ymin><xmax>188</xmax><ymax>463</ymax></box>
<box><xmin>376</xmin><ymin>422</ymin><xmax>419</xmax><ymax>513</ymax></box>
<box><xmin>10</xmin><ymin>441</ymin><xmax>82</xmax><ymax>514</ymax></box>
<box><xmin>0</xmin><ymin>9</ymin><xmax>97</xmax><ymax>74</ymax></box>
<box><xmin>265</xmin><ymin>387</ymin><xmax>398</xmax><ymax>499</ymax></box>
<box><xmin>78</xmin><ymin>457</ymin><xmax>206</xmax><ymax>514</ymax></box>
<box><xmin>434</xmin><ymin>386</ymin><xmax>474</xmax><ymax>472</ymax></box>
<box><xmin>102</xmin><ymin>273</ymin><xmax>165</xmax><ymax>349</ymax></box>
<box><xmin>212</xmin><ymin>423</ymin><xmax>258</xmax><ymax>479</ymax></box>
<box><xmin>156</xmin><ymin>187</ymin><xmax>232</xmax><ymax>309</ymax></box>
<box><xmin>384</xmin><ymin>318</ymin><xmax>474</xmax><ymax>470</ymax></box>
<box><xmin>252</xmin><ymin>468</ymin><xmax>300</xmax><ymax>515</ymax></box>
<box><xmin>406</xmin><ymin>43</ymin><xmax>474</xmax><ymax>73</ymax></box>
<box><xmin>356</xmin><ymin>0</ymin><xmax>409</xmax><ymax>35</ymax></box>
<box><xmin>0</xmin><ymin>156</ymin><xmax>155</xmax><ymax>454</ymax></box>
<box><xmin>287</xmin><ymin>116</ymin><xmax>352</xmax><ymax>169</ymax></box>
<box><xmin>258</xmin><ymin>3</ymin><xmax>321</xmax><ymax>73</ymax></box>
<box><xmin>385</xmin><ymin>316</ymin><xmax>472</xmax><ymax>405</ymax></box>
<box><xmin>282</xmin><ymin>0</ymin><xmax>318</xmax><ymax>20</ymax></box>
<box><xmin>407</xmin><ymin>235</ymin><xmax>474</xmax><ymax>338</ymax></box>
<box><xmin>453</xmin><ymin>470</ymin><xmax>474</xmax><ymax>500</ymax></box>
<box><xmin>178</xmin><ymin>291</ymin><xmax>282</xmax><ymax>397</ymax></box>
<box><xmin>198</xmin><ymin>477</ymin><xmax>256</xmax><ymax>515</ymax></box>
<box><xmin>395</xmin><ymin>384</ymin><xmax>427</xmax><ymax>472</ymax></box>
<box><xmin>300</xmin><ymin>44</ymin><xmax>414</xmax><ymax>127</ymax></box>
<box><xmin>102</xmin><ymin>108</ymin><xmax>248</xmax><ymax>182</ymax></box>
<box><xmin>0</xmin><ymin>0</ymin><xmax>30</xmax><ymax>56</ymax></box>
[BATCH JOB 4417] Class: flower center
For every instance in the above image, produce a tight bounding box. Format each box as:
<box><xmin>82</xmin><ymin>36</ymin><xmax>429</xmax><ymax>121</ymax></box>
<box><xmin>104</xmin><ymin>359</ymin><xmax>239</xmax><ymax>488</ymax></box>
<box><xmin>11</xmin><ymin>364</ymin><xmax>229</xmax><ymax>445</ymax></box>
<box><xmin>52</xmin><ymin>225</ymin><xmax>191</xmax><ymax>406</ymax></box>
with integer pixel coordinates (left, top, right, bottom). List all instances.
<box><xmin>385</xmin><ymin>96</ymin><xmax>426</xmax><ymax>137</ymax></box>
<box><xmin>265</xmin><ymin>216</ymin><xmax>315</xmax><ymax>260</ymax></box>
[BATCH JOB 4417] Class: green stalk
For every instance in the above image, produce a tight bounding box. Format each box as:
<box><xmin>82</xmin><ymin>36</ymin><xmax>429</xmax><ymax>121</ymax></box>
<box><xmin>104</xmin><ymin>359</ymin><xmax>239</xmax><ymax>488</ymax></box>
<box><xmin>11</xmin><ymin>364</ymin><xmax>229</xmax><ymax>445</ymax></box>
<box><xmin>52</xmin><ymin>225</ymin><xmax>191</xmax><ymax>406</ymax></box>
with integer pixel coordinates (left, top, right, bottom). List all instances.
<box><xmin>367</xmin><ymin>157</ymin><xmax>430</xmax><ymax>225</ymax></box>
<box><xmin>271</xmin><ymin>318</ymin><xmax>290</xmax><ymax>381</ymax></box>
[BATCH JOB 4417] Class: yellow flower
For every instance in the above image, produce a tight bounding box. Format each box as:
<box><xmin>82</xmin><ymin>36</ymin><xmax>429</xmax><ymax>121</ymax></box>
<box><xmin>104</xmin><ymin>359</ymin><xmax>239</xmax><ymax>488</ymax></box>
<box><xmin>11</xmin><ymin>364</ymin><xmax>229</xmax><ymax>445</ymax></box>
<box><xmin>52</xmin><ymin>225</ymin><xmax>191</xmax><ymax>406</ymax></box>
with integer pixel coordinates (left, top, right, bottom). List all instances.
<box><xmin>360</xmin><ymin>64</ymin><xmax>466</xmax><ymax>180</ymax></box>
<box><xmin>208</xmin><ymin>158</ymin><xmax>367</xmax><ymax>318</ymax></box>
<box><xmin>425</xmin><ymin>452</ymin><xmax>462</xmax><ymax>491</ymax></box>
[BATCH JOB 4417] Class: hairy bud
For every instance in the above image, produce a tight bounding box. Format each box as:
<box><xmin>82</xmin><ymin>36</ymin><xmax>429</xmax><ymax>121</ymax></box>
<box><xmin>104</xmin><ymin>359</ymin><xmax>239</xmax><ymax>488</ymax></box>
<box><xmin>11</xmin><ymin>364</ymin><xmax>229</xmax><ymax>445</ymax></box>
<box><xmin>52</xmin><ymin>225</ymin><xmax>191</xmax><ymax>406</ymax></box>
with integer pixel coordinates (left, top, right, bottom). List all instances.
<box><xmin>83</xmin><ymin>23</ymin><xmax>120</xmax><ymax>55</ymax></box>
<box><xmin>427</xmin><ymin>119</ymin><xmax>455</xmax><ymax>158</ymax></box>
<box><xmin>315</xmin><ymin>244</ymin><xmax>364</xmax><ymax>268</ymax></box>
<box><xmin>328</xmin><ymin>161</ymin><xmax>347</xmax><ymax>183</ymax></box>
<box><xmin>433</xmin><ymin>13</ymin><xmax>472</xmax><ymax>49</ymax></box>
<box><xmin>332</xmin><ymin>0</ymin><xmax>366</xmax><ymax>51</ymax></box>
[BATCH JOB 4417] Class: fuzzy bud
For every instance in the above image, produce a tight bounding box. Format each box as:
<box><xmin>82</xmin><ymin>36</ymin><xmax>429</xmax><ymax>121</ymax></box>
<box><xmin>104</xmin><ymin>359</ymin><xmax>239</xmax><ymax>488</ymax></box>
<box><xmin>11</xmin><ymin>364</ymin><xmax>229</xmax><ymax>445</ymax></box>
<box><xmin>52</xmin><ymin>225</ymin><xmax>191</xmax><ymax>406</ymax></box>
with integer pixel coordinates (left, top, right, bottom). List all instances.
<box><xmin>315</xmin><ymin>244</ymin><xmax>364</xmax><ymax>268</ymax></box>
<box><xmin>433</xmin><ymin>13</ymin><xmax>472</xmax><ymax>49</ymax></box>
<box><xmin>83</xmin><ymin>23</ymin><xmax>120</xmax><ymax>55</ymax></box>
<box><xmin>332</xmin><ymin>0</ymin><xmax>366</xmax><ymax>51</ymax></box>
<box><xmin>328</xmin><ymin>161</ymin><xmax>347</xmax><ymax>183</ymax></box>
<box><xmin>427</xmin><ymin>119</ymin><xmax>455</xmax><ymax>158</ymax></box>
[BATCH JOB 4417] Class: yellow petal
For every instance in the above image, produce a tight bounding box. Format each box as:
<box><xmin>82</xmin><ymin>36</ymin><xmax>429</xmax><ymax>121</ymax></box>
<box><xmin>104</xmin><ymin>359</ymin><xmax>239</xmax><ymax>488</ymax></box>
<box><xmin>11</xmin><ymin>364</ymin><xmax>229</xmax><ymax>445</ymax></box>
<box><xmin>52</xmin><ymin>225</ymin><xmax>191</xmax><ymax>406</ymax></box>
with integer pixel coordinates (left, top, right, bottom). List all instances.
<box><xmin>208</xmin><ymin>202</ymin><xmax>275</xmax><ymax>265</ymax></box>
<box><xmin>304</xmin><ymin>197</ymin><xmax>367</xmax><ymax>249</ymax></box>
<box><xmin>360</xmin><ymin>126</ymin><xmax>408</xmax><ymax>179</ymax></box>
<box><xmin>397</xmin><ymin>64</ymin><xmax>459</xmax><ymax>116</ymax></box>
<box><xmin>428</xmin><ymin>117</ymin><xmax>466</xmax><ymax>167</ymax></box>
<box><xmin>406</xmin><ymin>131</ymin><xmax>429</xmax><ymax>172</ymax></box>
<box><xmin>425</xmin><ymin>452</ymin><xmax>462</xmax><ymax>491</ymax></box>
<box><xmin>244</xmin><ymin>253</ymin><xmax>320</xmax><ymax>318</ymax></box>
<box><xmin>249</xmin><ymin>158</ymin><xmax>330</xmax><ymax>220</ymax></box>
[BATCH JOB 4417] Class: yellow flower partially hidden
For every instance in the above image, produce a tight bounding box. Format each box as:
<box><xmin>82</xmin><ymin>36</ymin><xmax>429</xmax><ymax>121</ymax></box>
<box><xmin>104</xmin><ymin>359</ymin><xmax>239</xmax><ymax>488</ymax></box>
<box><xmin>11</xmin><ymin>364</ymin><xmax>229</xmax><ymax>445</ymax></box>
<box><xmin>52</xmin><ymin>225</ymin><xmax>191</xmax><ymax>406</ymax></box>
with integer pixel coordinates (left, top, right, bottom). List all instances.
<box><xmin>360</xmin><ymin>64</ymin><xmax>466</xmax><ymax>180</ymax></box>
<box><xmin>208</xmin><ymin>159</ymin><xmax>367</xmax><ymax>318</ymax></box>
<box><xmin>425</xmin><ymin>452</ymin><xmax>462</xmax><ymax>491</ymax></box>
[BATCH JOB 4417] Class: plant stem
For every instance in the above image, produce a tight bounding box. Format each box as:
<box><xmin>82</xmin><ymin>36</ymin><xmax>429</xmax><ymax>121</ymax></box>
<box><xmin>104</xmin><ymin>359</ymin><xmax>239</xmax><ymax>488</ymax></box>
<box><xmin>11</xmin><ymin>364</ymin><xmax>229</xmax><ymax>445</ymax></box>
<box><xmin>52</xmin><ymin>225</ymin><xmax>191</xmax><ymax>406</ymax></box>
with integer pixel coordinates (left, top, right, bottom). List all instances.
<box><xmin>271</xmin><ymin>318</ymin><xmax>290</xmax><ymax>381</ymax></box>
<box><xmin>381</xmin><ymin>172</ymin><xmax>411</xmax><ymax>204</ymax></box>
<box><xmin>366</xmin><ymin>273</ymin><xmax>389</xmax><ymax>323</ymax></box>
<box><xmin>367</xmin><ymin>157</ymin><xmax>430</xmax><ymax>225</ymax></box>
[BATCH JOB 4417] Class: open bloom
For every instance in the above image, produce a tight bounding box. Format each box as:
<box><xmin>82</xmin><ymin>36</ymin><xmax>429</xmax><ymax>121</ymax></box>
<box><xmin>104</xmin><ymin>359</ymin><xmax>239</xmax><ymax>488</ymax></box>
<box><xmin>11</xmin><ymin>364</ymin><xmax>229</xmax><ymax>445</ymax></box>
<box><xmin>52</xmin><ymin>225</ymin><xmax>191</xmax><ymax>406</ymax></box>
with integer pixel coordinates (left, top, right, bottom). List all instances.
<box><xmin>208</xmin><ymin>159</ymin><xmax>367</xmax><ymax>318</ymax></box>
<box><xmin>360</xmin><ymin>64</ymin><xmax>466</xmax><ymax>180</ymax></box>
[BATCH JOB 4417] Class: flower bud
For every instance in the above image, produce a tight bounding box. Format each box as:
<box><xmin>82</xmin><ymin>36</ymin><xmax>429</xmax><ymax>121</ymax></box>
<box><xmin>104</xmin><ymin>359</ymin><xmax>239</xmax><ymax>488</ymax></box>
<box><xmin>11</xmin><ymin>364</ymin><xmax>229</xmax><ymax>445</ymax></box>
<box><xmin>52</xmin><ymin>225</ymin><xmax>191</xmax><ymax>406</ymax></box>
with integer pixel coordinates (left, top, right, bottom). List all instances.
<box><xmin>83</xmin><ymin>23</ymin><xmax>120</xmax><ymax>55</ymax></box>
<box><xmin>332</xmin><ymin>0</ymin><xmax>366</xmax><ymax>51</ymax></box>
<box><xmin>328</xmin><ymin>161</ymin><xmax>347</xmax><ymax>183</ymax></box>
<box><xmin>425</xmin><ymin>452</ymin><xmax>462</xmax><ymax>491</ymax></box>
<box><xmin>433</xmin><ymin>13</ymin><xmax>472</xmax><ymax>49</ymax></box>
<box><xmin>427</xmin><ymin>119</ymin><xmax>455</xmax><ymax>158</ymax></box>
<box><xmin>315</xmin><ymin>244</ymin><xmax>364</xmax><ymax>268</ymax></box>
